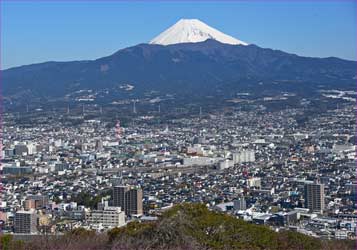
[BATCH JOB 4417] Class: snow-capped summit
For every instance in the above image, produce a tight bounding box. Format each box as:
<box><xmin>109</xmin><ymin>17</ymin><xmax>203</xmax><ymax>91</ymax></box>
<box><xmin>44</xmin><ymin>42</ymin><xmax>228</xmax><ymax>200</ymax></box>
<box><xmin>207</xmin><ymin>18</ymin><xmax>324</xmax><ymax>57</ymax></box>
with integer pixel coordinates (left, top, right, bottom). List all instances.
<box><xmin>150</xmin><ymin>19</ymin><xmax>248</xmax><ymax>46</ymax></box>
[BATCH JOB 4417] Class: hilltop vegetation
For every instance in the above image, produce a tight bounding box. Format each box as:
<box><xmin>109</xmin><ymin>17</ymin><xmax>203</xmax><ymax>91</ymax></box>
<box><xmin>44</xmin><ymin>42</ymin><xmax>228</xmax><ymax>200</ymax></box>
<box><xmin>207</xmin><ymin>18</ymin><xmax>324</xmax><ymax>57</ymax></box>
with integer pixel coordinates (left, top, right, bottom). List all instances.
<box><xmin>1</xmin><ymin>203</ymin><xmax>355</xmax><ymax>250</ymax></box>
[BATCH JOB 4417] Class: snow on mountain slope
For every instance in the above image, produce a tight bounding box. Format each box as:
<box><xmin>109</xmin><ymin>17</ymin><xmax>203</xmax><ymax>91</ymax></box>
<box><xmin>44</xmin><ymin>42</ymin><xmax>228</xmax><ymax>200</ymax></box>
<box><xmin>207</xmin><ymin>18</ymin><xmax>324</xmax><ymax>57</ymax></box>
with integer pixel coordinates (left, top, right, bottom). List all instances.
<box><xmin>150</xmin><ymin>19</ymin><xmax>248</xmax><ymax>46</ymax></box>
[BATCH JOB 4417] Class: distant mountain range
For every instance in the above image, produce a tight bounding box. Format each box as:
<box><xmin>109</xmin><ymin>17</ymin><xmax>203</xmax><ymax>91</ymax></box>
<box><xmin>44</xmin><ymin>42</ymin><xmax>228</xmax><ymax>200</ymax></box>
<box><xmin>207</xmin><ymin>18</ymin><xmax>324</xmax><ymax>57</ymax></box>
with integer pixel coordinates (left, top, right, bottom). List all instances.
<box><xmin>2</xmin><ymin>19</ymin><xmax>356</xmax><ymax>104</ymax></box>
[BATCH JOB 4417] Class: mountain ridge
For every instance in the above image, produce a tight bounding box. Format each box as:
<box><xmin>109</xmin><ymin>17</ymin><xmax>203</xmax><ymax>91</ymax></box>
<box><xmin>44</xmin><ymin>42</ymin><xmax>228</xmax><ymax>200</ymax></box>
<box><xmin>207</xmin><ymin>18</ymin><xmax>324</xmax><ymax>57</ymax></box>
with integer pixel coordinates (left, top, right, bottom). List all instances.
<box><xmin>5</xmin><ymin>40</ymin><xmax>355</xmax><ymax>72</ymax></box>
<box><xmin>2</xmin><ymin>40</ymin><xmax>356</xmax><ymax>104</ymax></box>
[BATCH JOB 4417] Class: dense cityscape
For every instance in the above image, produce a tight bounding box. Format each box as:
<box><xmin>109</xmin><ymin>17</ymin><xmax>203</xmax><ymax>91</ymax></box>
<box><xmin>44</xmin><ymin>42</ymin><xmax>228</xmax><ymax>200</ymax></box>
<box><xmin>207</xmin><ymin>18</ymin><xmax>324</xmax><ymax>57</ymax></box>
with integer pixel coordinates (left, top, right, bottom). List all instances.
<box><xmin>1</xmin><ymin>2</ymin><xmax>356</xmax><ymax>249</ymax></box>
<box><xmin>0</xmin><ymin>92</ymin><xmax>355</xmax><ymax>242</ymax></box>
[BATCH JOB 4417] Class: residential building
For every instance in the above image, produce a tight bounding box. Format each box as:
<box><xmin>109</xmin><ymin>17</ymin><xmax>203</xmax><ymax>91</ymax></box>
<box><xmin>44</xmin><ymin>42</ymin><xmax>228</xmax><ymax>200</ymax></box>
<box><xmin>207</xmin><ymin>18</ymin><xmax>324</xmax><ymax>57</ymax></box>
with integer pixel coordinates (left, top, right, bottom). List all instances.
<box><xmin>304</xmin><ymin>182</ymin><xmax>325</xmax><ymax>214</ymax></box>
<box><xmin>113</xmin><ymin>185</ymin><xmax>143</xmax><ymax>216</ymax></box>
<box><xmin>86</xmin><ymin>202</ymin><xmax>125</xmax><ymax>229</ymax></box>
<box><xmin>14</xmin><ymin>210</ymin><xmax>37</xmax><ymax>234</ymax></box>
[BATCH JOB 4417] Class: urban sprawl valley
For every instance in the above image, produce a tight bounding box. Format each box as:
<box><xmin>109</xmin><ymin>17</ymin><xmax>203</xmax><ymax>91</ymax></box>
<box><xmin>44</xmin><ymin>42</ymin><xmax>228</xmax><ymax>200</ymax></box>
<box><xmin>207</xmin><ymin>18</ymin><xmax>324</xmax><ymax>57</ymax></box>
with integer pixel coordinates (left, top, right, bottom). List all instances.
<box><xmin>0</xmin><ymin>92</ymin><xmax>356</xmax><ymax>242</ymax></box>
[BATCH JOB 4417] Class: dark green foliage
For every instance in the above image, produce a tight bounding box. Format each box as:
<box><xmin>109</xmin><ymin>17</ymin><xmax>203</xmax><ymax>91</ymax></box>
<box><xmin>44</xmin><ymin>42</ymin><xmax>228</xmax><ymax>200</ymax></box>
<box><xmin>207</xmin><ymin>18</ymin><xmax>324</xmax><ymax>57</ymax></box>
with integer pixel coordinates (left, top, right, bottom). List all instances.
<box><xmin>277</xmin><ymin>231</ymin><xmax>322</xmax><ymax>250</ymax></box>
<box><xmin>107</xmin><ymin>203</ymin><xmax>354</xmax><ymax>250</ymax></box>
<box><xmin>2</xmin><ymin>203</ymin><xmax>356</xmax><ymax>250</ymax></box>
<box><xmin>71</xmin><ymin>190</ymin><xmax>111</xmax><ymax>209</ymax></box>
<box><xmin>0</xmin><ymin>234</ymin><xmax>13</xmax><ymax>250</ymax></box>
<box><xmin>67</xmin><ymin>228</ymin><xmax>96</xmax><ymax>237</ymax></box>
<box><xmin>0</xmin><ymin>235</ymin><xmax>24</xmax><ymax>250</ymax></box>
<box><xmin>107</xmin><ymin>221</ymin><xmax>156</xmax><ymax>243</ymax></box>
<box><xmin>72</xmin><ymin>192</ymin><xmax>100</xmax><ymax>209</ymax></box>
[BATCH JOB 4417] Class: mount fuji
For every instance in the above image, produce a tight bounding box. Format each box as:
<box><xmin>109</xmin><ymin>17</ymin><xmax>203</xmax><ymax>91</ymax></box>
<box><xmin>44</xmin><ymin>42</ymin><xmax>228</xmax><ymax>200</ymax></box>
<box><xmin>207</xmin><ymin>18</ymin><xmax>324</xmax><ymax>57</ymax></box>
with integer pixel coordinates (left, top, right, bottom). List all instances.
<box><xmin>150</xmin><ymin>19</ymin><xmax>247</xmax><ymax>46</ymax></box>
<box><xmin>2</xmin><ymin>19</ymin><xmax>356</xmax><ymax>106</ymax></box>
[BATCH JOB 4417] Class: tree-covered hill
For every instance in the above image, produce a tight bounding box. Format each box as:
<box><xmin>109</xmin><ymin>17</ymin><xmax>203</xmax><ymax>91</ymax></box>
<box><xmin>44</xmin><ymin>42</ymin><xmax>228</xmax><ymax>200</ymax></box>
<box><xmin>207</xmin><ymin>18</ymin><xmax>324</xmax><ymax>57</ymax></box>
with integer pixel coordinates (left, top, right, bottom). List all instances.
<box><xmin>1</xmin><ymin>203</ymin><xmax>355</xmax><ymax>250</ymax></box>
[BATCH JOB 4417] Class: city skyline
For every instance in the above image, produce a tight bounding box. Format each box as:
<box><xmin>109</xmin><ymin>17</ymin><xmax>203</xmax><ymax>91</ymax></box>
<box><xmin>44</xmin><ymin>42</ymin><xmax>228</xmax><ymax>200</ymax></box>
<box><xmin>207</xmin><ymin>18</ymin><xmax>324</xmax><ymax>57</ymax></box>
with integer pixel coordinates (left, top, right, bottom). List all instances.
<box><xmin>0</xmin><ymin>1</ymin><xmax>356</xmax><ymax>248</ymax></box>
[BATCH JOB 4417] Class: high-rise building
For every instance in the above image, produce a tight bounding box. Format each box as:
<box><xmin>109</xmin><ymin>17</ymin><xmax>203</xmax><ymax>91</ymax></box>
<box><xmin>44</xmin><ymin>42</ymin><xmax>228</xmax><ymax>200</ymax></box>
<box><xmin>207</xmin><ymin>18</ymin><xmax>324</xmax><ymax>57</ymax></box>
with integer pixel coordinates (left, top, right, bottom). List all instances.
<box><xmin>113</xmin><ymin>185</ymin><xmax>143</xmax><ymax>216</ymax></box>
<box><xmin>304</xmin><ymin>182</ymin><xmax>325</xmax><ymax>214</ymax></box>
<box><xmin>125</xmin><ymin>188</ymin><xmax>143</xmax><ymax>216</ymax></box>
<box><xmin>234</xmin><ymin>197</ymin><xmax>247</xmax><ymax>211</ymax></box>
<box><xmin>113</xmin><ymin>186</ymin><xmax>129</xmax><ymax>211</ymax></box>
<box><xmin>14</xmin><ymin>210</ymin><xmax>37</xmax><ymax>234</ymax></box>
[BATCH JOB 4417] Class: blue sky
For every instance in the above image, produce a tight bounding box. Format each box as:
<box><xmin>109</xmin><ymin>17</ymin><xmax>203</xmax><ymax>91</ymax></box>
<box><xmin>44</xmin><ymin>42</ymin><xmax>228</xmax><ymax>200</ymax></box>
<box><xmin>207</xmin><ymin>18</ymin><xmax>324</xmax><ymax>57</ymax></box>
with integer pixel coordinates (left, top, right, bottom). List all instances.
<box><xmin>1</xmin><ymin>1</ymin><xmax>356</xmax><ymax>69</ymax></box>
